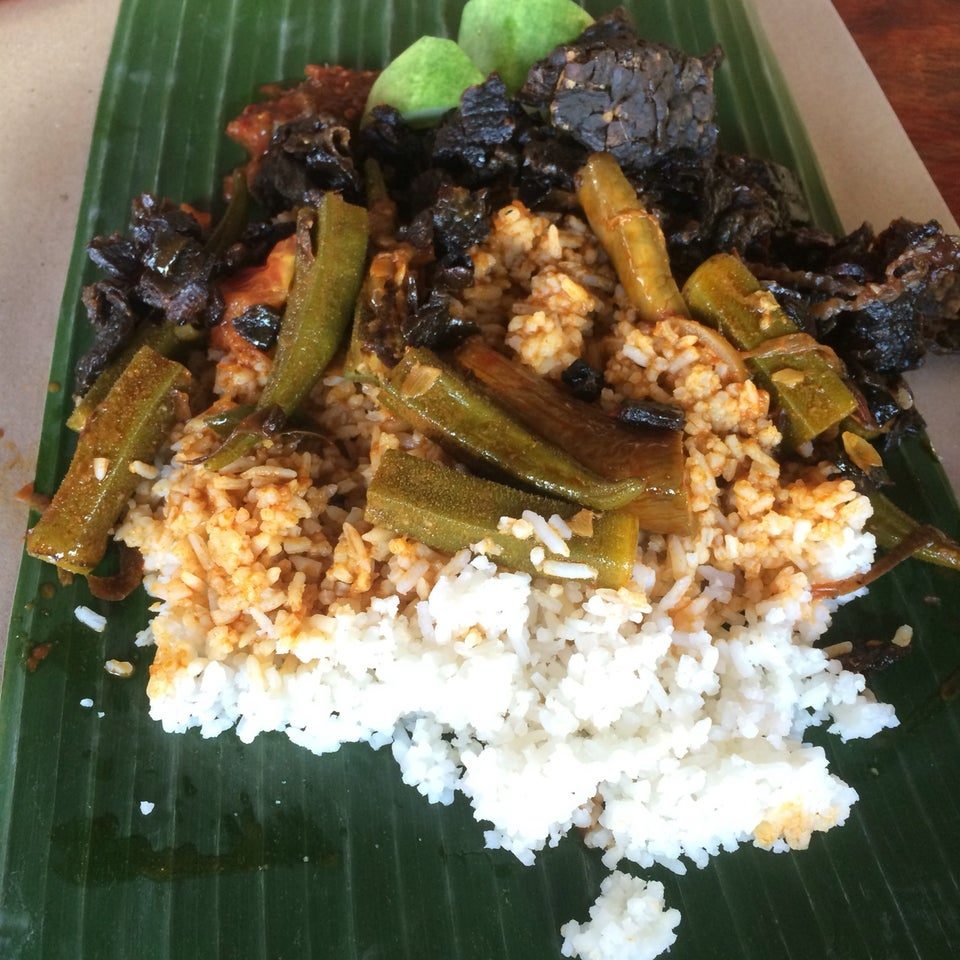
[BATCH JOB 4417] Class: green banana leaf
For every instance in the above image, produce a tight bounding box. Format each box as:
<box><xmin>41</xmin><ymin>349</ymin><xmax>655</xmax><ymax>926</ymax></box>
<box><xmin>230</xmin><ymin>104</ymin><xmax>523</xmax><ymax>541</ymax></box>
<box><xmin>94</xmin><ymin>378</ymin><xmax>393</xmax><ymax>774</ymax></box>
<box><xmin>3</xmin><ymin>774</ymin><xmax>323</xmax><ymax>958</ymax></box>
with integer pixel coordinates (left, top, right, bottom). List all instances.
<box><xmin>2</xmin><ymin>1</ymin><xmax>959</xmax><ymax>958</ymax></box>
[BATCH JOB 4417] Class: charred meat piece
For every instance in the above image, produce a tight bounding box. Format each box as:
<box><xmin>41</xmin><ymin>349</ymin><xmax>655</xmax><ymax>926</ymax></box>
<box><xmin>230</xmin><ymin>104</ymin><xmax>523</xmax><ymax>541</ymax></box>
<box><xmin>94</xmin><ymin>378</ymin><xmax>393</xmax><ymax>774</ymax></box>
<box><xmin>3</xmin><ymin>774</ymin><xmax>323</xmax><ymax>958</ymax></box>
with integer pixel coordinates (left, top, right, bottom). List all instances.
<box><xmin>362</xmin><ymin>89</ymin><xmax>586</xmax><ymax>215</ymax></box>
<box><xmin>399</xmin><ymin>184</ymin><xmax>490</xmax><ymax>346</ymax></box>
<box><xmin>707</xmin><ymin>153</ymin><xmax>812</xmax><ymax>259</ymax></box>
<box><xmin>838</xmin><ymin>637</ymin><xmax>912</xmax><ymax>677</ymax></box>
<box><xmin>431</xmin><ymin>186</ymin><xmax>490</xmax><ymax>266</ymax></box>
<box><xmin>876</xmin><ymin>219</ymin><xmax>960</xmax><ymax>354</ymax></box>
<box><xmin>75</xmin><ymin>195</ymin><xmax>224</xmax><ymax>393</ymax></box>
<box><xmin>825</xmin><ymin>292</ymin><xmax>926</xmax><ymax>374</ymax></box>
<box><xmin>521</xmin><ymin>9</ymin><xmax>722</xmax><ymax>173</ymax></box>
<box><xmin>561</xmin><ymin>359</ymin><xmax>604</xmax><ymax>402</ymax></box>
<box><xmin>360</xmin><ymin>104</ymin><xmax>450</xmax><ymax>222</ymax></box>
<box><xmin>75</xmin><ymin>194</ymin><xmax>291</xmax><ymax>394</ymax></box>
<box><xmin>406</xmin><ymin>186</ymin><xmax>488</xmax><ymax>349</ymax></box>
<box><xmin>232</xmin><ymin>304</ymin><xmax>283</xmax><ymax>352</ymax></box>
<box><xmin>402</xmin><ymin>285</ymin><xmax>478</xmax><ymax>352</ymax></box>
<box><xmin>519</xmin><ymin>131</ymin><xmax>588</xmax><ymax>207</ymax></box>
<box><xmin>126</xmin><ymin>196</ymin><xmax>223</xmax><ymax>329</ymax></box>
<box><xmin>253</xmin><ymin>115</ymin><xmax>362</xmax><ymax>213</ymax></box>
<box><xmin>748</xmin><ymin>218</ymin><xmax>956</xmax><ymax>455</ymax></box>
<box><xmin>215</xmin><ymin>218</ymin><xmax>297</xmax><ymax>276</ymax></box>
<box><xmin>86</xmin><ymin>234</ymin><xmax>139</xmax><ymax>279</ymax></box>
<box><xmin>75</xmin><ymin>281</ymin><xmax>142</xmax><ymax>394</ymax></box>
<box><xmin>629</xmin><ymin>151</ymin><xmax>814</xmax><ymax>280</ymax></box>
<box><xmin>432</xmin><ymin>75</ymin><xmax>524</xmax><ymax>188</ymax></box>
<box><xmin>356</xmin><ymin>240</ymin><xmax>479</xmax><ymax>370</ymax></box>
<box><xmin>847</xmin><ymin>365</ymin><xmax>926</xmax><ymax>453</ymax></box>
<box><xmin>751</xmin><ymin>218</ymin><xmax>960</xmax><ymax>375</ymax></box>
<box><xmin>359</xmin><ymin>105</ymin><xmax>430</xmax><ymax>183</ymax></box>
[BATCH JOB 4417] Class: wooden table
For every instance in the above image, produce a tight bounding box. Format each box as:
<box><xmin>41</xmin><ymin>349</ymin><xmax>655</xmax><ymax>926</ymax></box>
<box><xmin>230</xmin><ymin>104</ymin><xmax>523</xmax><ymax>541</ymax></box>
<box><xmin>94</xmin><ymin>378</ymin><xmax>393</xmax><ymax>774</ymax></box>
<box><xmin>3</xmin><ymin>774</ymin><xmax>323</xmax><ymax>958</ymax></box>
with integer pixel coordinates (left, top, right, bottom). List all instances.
<box><xmin>833</xmin><ymin>0</ymin><xmax>959</xmax><ymax>221</ymax></box>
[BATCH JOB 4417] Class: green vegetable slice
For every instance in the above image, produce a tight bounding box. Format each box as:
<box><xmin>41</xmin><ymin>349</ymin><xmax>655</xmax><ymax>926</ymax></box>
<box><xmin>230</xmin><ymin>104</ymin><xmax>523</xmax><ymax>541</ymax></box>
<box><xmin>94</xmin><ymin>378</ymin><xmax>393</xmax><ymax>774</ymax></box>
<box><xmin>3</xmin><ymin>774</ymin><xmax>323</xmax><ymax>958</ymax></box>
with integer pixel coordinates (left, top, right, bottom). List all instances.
<box><xmin>457</xmin><ymin>0</ymin><xmax>594</xmax><ymax>92</ymax></box>
<box><xmin>454</xmin><ymin>338</ymin><xmax>690</xmax><ymax>534</ymax></box>
<box><xmin>683</xmin><ymin>253</ymin><xmax>857</xmax><ymax>448</ymax></box>
<box><xmin>66</xmin><ymin>323</ymin><xmax>196</xmax><ymax>433</ymax></box>
<box><xmin>681</xmin><ymin>252</ymin><xmax>796</xmax><ymax>350</ymax></box>
<box><xmin>576</xmin><ymin>152</ymin><xmax>690</xmax><ymax>323</ymax></box>
<box><xmin>868</xmin><ymin>490</ymin><xmax>960</xmax><ymax>571</ymax></box>
<box><xmin>363</xmin><ymin>36</ymin><xmax>484</xmax><ymax>127</ymax></box>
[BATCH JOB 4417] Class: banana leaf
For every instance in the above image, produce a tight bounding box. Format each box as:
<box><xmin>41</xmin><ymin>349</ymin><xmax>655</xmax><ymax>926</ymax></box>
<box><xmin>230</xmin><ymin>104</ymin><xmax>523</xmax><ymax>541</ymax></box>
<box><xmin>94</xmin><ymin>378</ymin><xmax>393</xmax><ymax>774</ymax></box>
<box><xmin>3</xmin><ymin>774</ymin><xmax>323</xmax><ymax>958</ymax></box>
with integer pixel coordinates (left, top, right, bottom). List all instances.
<box><xmin>1</xmin><ymin>2</ymin><xmax>959</xmax><ymax>958</ymax></box>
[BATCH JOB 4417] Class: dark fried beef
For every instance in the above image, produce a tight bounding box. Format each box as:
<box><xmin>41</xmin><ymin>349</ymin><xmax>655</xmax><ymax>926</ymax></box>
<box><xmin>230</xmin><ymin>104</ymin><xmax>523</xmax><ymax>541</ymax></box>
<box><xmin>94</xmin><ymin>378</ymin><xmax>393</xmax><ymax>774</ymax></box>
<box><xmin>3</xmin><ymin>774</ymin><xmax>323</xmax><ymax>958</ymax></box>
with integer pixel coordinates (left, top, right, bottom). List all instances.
<box><xmin>733</xmin><ymin>216</ymin><xmax>959</xmax><ymax>444</ymax></box>
<box><xmin>520</xmin><ymin>9</ymin><xmax>721</xmax><ymax>173</ymax></box>
<box><xmin>232</xmin><ymin>304</ymin><xmax>283</xmax><ymax>352</ymax></box>
<box><xmin>401</xmin><ymin>285</ymin><xmax>478</xmax><ymax>352</ymax></box>
<box><xmin>618</xmin><ymin>400</ymin><xmax>686</xmax><ymax>431</ymax></box>
<box><xmin>76</xmin><ymin>196</ymin><xmax>221</xmax><ymax>393</ymax></box>
<box><xmin>432</xmin><ymin>75</ymin><xmax>523</xmax><ymax>187</ymax></box>
<box><xmin>423</xmin><ymin>185</ymin><xmax>491</xmax><ymax>269</ymax></box>
<box><xmin>75</xmin><ymin>281</ymin><xmax>142</xmax><ymax>393</ymax></box>
<box><xmin>838</xmin><ymin>638</ymin><xmax>912</xmax><ymax>676</ymax></box>
<box><xmin>359</xmin><ymin>108</ymin><xmax>444</xmax><ymax>220</ymax></box>
<box><xmin>253</xmin><ymin>115</ymin><xmax>362</xmax><ymax>214</ymax></box>
<box><xmin>359</xmin><ymin>105</ymin><xmax>430</xmax><ymax>181</ymax></box>
<box><xmin>216</xmin><ymin>218</ymin><xmax>297</xmax><ymax>275</ymax></box>
<box><xmin>363</xmin><ymin>75</ymin><xmax>587</xmax><ymax>216</ymax></box>
<box><xmin>74</xmin><ymin>195</ymin><xmax>289</xmax><ymax>395</ymax></box>
<box><xmin>631</xmin><ymin>152</ymin><xmax>815</xmax><ymax>281</ymax></box>
<box><xmin>844</xmin><ymin>363</ymin><xmax>926</xmax><ymax>453</ymax></box>
<box><xmin>827</xmin><ymin>294</ymin><xmax>926</xmax><ymax>374</ymax></box>
<box><xmin>751</xmin><ymin>218</ymin><xmax>960</xmax><ymax>374</ymax></box>
<box><xmin>707</xmin><ymin>154</ymin><xmax>812</xmax><ymax>258</ymax></box>
<box><xmin>518</xmin><ymin>131</ymin><xmax>588</xmax><ymax>207</ymax></box>
<box><xmin>396</xmin><ymin>186</ymin><xmax>486</xmax><ymax>353</ymax></box>
<box><xmin>561</xmin><ymin>359</ymin><xmax>604</xmax><ymax>402</ymax></box>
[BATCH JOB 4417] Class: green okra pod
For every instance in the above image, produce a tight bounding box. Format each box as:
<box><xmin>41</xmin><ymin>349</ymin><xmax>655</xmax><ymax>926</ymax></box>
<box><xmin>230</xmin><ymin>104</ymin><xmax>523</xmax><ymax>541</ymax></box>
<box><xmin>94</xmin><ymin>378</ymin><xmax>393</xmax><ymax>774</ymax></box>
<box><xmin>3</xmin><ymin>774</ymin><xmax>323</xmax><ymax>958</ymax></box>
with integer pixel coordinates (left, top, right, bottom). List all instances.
<box><xmin>576</xmin><ymin>152</ymin><xmax>689</xmax><ymax>323</ymax></box>
<box><xmin>28</xmin><ymin>346</ymin><xmax>189</xmax><ymax>574</ymax></box>
<box><xmin>204</xmin><ymin>169</ymin><xmax>250</xmax><ymax>256</ymax></box>
<box><xmin>205</xmin><ymin>193</ymin><xmax>368</xmax><ymax>470</ymax></box>
<box><xmin>380</xmin><ymin>347</ymin><xmax>649</xmax><ymax>513</ymax></box>
<box><xmin>683</xmin><ymin>253</ymin><xmax>857</xmax><ymax>448</ymax></box>
<box><xmin>868</xmin><ymin>491</ymin><xmax>960</xmax><ymax>572</ymax></box>
<box><xmin>366</xmin><ymin>450</ymin><xmax>640</xmax><ymax>588</ymax></box>
<box><xmin>454</xmin><ymin>338</ymin><xmax>691</xmax><ymax>534</ymax></box>
<box><xmin>681</xmin><ymin>253</ymin><xmax>796</xmax><ymax>350</ymax></box>
<box><xmin>67</xmin><ymin>323</ymin><xmax>199</xmax><ymax>433</ymax></box>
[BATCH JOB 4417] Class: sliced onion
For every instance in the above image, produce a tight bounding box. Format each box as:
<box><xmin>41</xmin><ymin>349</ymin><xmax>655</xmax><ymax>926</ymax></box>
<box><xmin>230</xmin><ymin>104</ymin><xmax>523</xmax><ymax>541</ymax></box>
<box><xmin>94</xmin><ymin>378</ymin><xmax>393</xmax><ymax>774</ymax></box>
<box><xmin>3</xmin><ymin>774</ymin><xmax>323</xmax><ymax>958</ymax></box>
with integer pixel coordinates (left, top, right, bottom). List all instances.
<box><xmin>742</xmin><ymin>332</ymin><xmax>845</xmax><ymax>374</ymax></box>
<box><xmin>661</xmin><ymin>316</ymin><xmax>749</xmax><ymax>383</ymax></box>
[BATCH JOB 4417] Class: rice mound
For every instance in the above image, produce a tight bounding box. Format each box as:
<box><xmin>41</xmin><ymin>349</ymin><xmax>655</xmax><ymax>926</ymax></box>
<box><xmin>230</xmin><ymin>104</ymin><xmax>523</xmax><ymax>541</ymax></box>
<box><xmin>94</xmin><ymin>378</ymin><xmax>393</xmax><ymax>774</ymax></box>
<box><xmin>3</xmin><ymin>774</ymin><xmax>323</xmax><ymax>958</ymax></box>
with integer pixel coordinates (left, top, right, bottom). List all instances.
<box><xmin>117</xmin><ymin>201</ymin><xmax>898</xmax><ymax>958</ymax></box>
